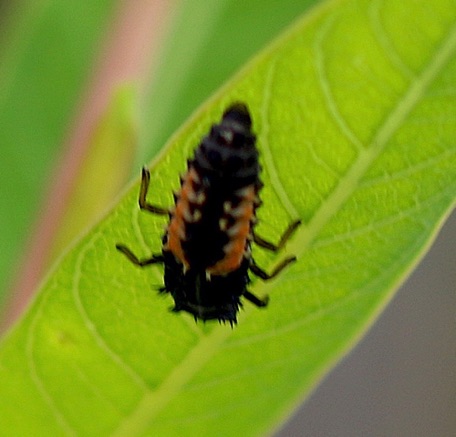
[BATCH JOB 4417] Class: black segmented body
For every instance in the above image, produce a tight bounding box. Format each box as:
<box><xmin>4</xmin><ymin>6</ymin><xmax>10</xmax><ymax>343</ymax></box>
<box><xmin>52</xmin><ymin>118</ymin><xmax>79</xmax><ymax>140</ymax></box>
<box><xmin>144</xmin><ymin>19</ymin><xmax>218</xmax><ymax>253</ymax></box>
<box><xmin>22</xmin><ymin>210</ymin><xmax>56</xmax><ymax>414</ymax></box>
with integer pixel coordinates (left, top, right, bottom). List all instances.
<box><xmin>163</xmin><ymin>103</ymin><xmax>261</xmax><ymax>321</ymax></box>
<box><xmin>116</xmin><ymin>103</ymin><xmax>299</xmax><ymax>324</ymax></box>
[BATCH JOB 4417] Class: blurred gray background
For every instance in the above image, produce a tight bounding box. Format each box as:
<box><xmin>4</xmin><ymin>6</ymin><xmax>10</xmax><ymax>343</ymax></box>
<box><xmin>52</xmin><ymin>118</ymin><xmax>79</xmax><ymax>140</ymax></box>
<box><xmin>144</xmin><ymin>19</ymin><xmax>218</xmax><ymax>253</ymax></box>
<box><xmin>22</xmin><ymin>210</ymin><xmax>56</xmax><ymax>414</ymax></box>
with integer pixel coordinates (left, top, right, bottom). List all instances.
<box><xmin>278</xmin><ymin>211</ymin><xmax>455</xmax><ymax>437</ymax></box>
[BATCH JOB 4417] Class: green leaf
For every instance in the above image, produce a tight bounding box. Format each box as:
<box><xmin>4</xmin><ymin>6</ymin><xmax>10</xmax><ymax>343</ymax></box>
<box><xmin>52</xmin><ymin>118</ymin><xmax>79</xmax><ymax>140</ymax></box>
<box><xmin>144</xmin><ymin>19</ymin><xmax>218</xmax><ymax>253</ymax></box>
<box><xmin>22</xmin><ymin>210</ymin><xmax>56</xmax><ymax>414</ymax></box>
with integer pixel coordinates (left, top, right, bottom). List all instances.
<box><xmin>1</xmin><ymin>0</ymin><xmax>455</xmax><ymax>435</ymax></box>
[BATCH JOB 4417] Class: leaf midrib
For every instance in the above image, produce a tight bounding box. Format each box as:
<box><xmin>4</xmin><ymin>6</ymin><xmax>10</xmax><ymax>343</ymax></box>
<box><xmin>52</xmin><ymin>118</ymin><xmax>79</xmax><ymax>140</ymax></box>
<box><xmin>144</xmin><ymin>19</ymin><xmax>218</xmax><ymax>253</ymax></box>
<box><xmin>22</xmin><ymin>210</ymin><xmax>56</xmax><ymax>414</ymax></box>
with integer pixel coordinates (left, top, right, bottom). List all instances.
<box><xmin>109</xmin><ymin>16</ymin><xmax>456</xmax><ymax>437</ymax></box>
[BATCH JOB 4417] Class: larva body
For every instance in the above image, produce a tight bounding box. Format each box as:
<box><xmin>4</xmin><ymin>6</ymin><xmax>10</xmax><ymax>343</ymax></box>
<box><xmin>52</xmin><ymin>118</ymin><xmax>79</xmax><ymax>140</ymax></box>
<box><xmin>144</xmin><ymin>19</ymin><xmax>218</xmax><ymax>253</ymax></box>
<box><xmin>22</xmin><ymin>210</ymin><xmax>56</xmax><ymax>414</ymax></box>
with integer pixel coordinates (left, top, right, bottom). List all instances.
<box><xmin>116</xmin><ymin>103</ymin><xmax>300</xmax><ymax>324</ymax></box>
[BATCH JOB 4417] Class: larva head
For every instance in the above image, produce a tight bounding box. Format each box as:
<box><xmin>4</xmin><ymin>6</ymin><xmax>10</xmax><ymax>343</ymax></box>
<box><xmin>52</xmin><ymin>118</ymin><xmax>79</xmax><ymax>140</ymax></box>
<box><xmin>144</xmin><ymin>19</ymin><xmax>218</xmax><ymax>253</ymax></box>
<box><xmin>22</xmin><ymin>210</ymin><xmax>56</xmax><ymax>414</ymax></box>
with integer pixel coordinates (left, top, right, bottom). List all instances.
<box><xmin>194</xmin><ymin>103</ymin><xmax>259</xmax><ymax>182</ymax></box>
<box><xmin>222</xmin><ymin>102</ymin><xmax>252</xmax><ymax>130</ymax></box>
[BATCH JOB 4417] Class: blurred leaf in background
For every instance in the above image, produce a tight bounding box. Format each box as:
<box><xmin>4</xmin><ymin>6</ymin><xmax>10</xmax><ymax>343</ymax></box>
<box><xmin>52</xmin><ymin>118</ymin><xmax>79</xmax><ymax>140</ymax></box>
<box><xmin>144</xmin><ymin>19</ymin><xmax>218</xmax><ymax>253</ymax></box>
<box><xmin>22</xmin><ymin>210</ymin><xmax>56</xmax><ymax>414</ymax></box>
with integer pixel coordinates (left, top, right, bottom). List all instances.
<box><xmin>0</xmin><ymin>0</ymin><xmax>118</xmax><ymax>304</ymax></box>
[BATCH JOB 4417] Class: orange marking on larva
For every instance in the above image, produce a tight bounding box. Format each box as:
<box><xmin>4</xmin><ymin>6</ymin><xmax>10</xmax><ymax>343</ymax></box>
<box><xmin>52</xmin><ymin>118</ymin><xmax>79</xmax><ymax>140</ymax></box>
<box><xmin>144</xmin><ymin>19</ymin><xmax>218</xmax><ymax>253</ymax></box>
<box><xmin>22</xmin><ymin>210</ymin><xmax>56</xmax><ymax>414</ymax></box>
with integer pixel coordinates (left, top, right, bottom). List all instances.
<box><xmin>208</xmin><ymin>185</ymin><xmax>256</xmax><ymax>275</ymax></box>
<box><xmin>166</xmin><ymin>168</ymin><xmax>198</xmax><ymax>267</ymax></box>
<box><xmin>209</xmin><ymin>221</ymin><xmax>251</xmax><ymax>274</ymax></box>
<box><xmin>209</xmin><ymin>240</ymin><xmax>245</xmax><ymax>275</ymax></box>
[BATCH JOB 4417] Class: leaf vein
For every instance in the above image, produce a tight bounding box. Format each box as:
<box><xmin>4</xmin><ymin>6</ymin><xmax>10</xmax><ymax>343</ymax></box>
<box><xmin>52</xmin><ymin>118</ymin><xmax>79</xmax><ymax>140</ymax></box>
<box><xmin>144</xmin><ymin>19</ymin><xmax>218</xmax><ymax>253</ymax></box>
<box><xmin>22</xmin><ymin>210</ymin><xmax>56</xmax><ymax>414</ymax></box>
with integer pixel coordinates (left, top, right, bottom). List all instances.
<box><xmin>259</xmin><ymin>59</ymin><xmax>300</xmax><ymax>218</ymax></box>
<box><xmin>313</xmin><ymin>13</ymin><xmax>365</xmax><ymax>151</ymax></box>
<box><xmin>73</xmin><ymin>233</ymin><xmax>148</xmax><ymax>390</ymax></box>
<box><xmin>368</xmin><ymin>0</ymin><xmax>416</xmax><ymax>79</ymax></box>
<box><xmin>26</xmin><ymin>286</ymin><xmax>77</xmax><ymax>436</ymax></box>
<box><xmin>286</xmin><ymin>15</ymin><xmax>456</xmax><ymax>263</ymax></box>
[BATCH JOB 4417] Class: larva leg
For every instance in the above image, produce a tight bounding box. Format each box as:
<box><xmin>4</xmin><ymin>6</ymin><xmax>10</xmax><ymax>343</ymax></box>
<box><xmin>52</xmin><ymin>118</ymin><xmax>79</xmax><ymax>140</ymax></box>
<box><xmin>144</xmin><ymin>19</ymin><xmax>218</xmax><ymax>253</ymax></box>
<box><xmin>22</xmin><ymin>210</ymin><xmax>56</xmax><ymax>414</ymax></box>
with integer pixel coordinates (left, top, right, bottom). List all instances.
<box><xmin>116</xmin><ymin>244</ymin><xmax>164</xmax><ymax>267</ymax></box>
<box><xmin>243</xmin><ymin>290</ymin><xmax>269</xmax><ymax>307</ymax></box>
<box><xmin>139</xmin><ymin>167</ymin><xmax>169</xmax><ymax>215</ymax></box>
<box><xmin>253</xmin><ymin>219</ymin><xmax>301</xmax><ymax>252</ymax></box>
<box><xmin>249</xmin><ymin>256</ymin><xmax>297</xmax><ymax>280</ymax></box>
